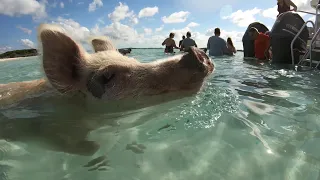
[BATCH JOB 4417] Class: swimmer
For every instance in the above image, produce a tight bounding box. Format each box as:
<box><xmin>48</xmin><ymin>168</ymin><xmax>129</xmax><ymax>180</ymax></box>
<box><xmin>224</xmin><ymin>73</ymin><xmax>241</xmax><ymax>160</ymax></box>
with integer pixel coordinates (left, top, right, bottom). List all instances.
<box><xmin>162</xmin><ymin>32</ymin><xmax>179</xmax><ymax>54</ymax></box>
<box><xmin>227</xmin><ymin>37</ymin><xmax>236</xmax><ymax>55</ymax></box>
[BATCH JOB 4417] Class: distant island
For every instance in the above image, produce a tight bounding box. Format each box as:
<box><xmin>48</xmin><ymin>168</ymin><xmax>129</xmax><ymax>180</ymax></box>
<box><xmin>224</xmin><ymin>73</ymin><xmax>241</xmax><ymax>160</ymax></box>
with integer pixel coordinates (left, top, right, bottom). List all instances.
<box><xmin>0</xmin><ymin>48</ymin><xmax>243</xmax><ymax>59</ymax></box>
<box><xmin>0</xmin><ymin>49</ymin><xmax>38</xmax><ymax>59</ymax></box>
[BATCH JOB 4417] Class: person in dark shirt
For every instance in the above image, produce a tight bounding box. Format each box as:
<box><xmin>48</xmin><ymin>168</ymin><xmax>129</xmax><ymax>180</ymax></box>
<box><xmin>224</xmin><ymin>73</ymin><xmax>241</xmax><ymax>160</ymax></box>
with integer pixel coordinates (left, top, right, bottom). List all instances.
<box><xmin>179</xmin><ymin>35</ymin><xmax>185</xmax><ymax>50</ymax></box>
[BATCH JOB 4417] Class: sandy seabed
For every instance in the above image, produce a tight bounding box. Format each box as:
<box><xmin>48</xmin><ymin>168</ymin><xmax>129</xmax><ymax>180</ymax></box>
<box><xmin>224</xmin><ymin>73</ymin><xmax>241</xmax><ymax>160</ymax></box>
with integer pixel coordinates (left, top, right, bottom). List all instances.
<box><xmin>0</xmin><ymin>56</ymin><xmax>34</xmax><ymax>62</ymax></box>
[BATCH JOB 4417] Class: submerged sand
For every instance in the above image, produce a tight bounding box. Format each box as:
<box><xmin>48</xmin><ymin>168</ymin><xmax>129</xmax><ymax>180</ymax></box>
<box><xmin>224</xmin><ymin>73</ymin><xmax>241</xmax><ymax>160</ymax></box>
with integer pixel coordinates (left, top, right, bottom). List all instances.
<box><xmin>0</xmin><ymin>56</ymin><xmax>35</xmax><ymax>62</ymax></box>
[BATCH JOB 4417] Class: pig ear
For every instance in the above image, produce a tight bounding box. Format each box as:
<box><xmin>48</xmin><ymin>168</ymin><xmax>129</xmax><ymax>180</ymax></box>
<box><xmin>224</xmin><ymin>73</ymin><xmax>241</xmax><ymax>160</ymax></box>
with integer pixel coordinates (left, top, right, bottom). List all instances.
<box><xmin>89</xmin><ymin>36</ymin><xmax>116</xmax><ymax>52</ymax></box>
<box><xmin>38</xmin><ymin>24</ymin><xmax>87</xmax><ymax>94</ymax></box>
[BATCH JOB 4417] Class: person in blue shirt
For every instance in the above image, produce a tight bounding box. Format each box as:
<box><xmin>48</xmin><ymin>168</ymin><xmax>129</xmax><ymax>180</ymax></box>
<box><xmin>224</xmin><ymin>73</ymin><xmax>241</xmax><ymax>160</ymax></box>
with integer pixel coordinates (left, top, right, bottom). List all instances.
<box><xmin>207</xmin><ymin>28</ymin><xmax>232</xmax><ymax>56</ymax></box>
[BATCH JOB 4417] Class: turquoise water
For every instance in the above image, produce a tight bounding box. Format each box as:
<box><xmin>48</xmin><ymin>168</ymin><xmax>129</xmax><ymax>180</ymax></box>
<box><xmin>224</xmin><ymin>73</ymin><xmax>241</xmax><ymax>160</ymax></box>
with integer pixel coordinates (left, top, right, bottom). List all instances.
<box><xmin>1</xmin><ymin>49</ymin><xmax>320</xmax><ymax>179</ymax></box>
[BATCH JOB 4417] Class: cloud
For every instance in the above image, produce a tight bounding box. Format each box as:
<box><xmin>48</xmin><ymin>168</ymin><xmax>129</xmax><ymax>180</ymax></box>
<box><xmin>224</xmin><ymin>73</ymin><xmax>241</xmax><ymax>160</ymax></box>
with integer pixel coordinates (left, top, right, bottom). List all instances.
<box><xmin>130</xmin><ymin>16</ymin><xmax>139</xmax><ymax>25</ymax></box>
<box><xmin>295</xmin><ymin>0</ymin><xmax>315</xmax><ymax>12</ymax></box>
<box><xmin>0</xmin><ymin>46</ymin><xmax>12</xmax><ymax>53</ymax></box>
<box><xmin>17</xmin><ymin>26</ymin><xmax>32</xmax><ymax>35</ymax></box>
<box><xmin>21</xmin><ymin>39</ymin><xmax>35</xmax><ymax>48</ymax></box>
<box><xmin>177</xmin><ymin>0</ymin><xmax>237</xmax><ymax>13</ymax></box>
<box><xmin>144</xmin><ymin>28</ymin><xmax>153</xmax><ymax>35</ymax></box>
<box><xmin>108</xmin><ymin>2</ymin><xmax>135</xmax><ymax>22</ymax></box>
<box><xmin>187</xmin><ymin>22</ymin><xmax>200</xmax><ymax>27</ymax></box>
<box><xmin>77</xmin><ymin>2</ymin><xmax>84</xmax><ymax>5</ymax></box>
<box><xmin>156</xmin><ymin>25</ymin><xmax>164</xmax><ymax>32</ymax></box>
<box><xmin>52</xmin><ymin>17</ymin><xmax>90</xmax><ymax>43</ymax></box>
<box><xmin>0</xmin><ymin>0</ymin><xmax>47</xmax><ymax>21</ymax></box>
<box><xmin>222</xmin><ymin>8</ymin><xmax>261</xmax><ymax>27</ymax></box>
<box><xmin>162</xmin><ymin>11</ymin><xmax>190</xmax><ymax>23</ymax></box>
<box><xmin>90</xmin><ymin>22</ymin><xmax>145</xmax><ymax>48</ymax></box>
<box><xmin>308</xmin><ymin>16</ymin><xmax>315</xmax><ymax>22</ymax></box>
<box><xmin>138</xmin><ymin>6</ymin><xmax>159</xmax><ymax>18</ymax></box>
<box><xmin>262</xmin><ymin>4</ymin><xmax>308</xmax><ymax>20</ymax></box>
<box><xmin>60</xmin><ymin>2</ymin><xmax>64</xmax><ymax>8</ymax></box>
<box><xmin>88</xmin><ymin>0</ymin><xmax>103</xmax><ymax>12</ymax></box>
<box><xmin>262</xmin><ymin>6</ymin><xmax>278</xmax><ymax>19</ymax></box>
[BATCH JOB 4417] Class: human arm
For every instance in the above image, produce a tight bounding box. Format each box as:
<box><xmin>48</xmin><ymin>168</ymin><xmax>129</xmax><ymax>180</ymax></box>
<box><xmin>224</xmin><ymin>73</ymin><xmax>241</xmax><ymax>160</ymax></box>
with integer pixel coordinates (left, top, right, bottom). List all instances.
<box><xmin>207</xmin><ymin>38</ymin><xmax>210</xmax><ymax>50</ymax></box>
<box><xmin>284</xmin><ymin>0</ymin><xmax>297</xmax><ymax>11</ymax></box>
<box><xmin>194</xmin><ymin>40</ymin><xmax>198</xmax><ymax>48</ymax></box>
<box><xmin>162</xmin><ymin>38</ymin><xmax>167</xmax><ymax>46</ymax></box>
<box><xmin>173</xmin><ymin>41</ymin><xmax>180</xmax><ymax>49</ymax></box>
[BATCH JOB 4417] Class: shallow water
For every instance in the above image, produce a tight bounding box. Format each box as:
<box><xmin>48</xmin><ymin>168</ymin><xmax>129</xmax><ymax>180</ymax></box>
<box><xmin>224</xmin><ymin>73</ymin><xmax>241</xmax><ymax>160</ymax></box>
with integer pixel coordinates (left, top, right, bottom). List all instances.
<box><xmin>1</xmin><ymin>49</ymin><xmax>320</xmax><ymax>180</ymax></box>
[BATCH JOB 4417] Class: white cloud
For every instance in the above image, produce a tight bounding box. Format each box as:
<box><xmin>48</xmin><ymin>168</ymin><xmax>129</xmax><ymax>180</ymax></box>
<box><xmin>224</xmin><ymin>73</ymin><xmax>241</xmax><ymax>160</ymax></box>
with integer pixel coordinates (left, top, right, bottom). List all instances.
<box><xmin>90</xmin><ymin>22</ymin><xmax>145</xmax><ymax>48</ymax></box>
<box><xmin>52</xmin><ymin>17</ymin><xmax>90</xmax><ymax>42</ymax></box>
<box><xmin>130</xmin><ymin>16</ymin><xmax>139</xmax><ymax>25</ymax></box>
<box><xmin>308</xmin><ymin>16</ymin><xmax>315</xmax><ymax>22</ymax></box>
<box><xmin>108</xmin><ymin>2</ymin><xmax>135</xmax><ymax>22</ymax></box>
<box><xmin>21</xmin><ymin>39</ymin><xmax>35</xmax><ymax>48</ymax></box>
<box><xmin>294</xmin><ymin>0</ymin><xmax>315</xmax><ymax>12</ymax></box>
<box><xmin>40</xmin><ymin>14</ymin><xmax>245</xmax><ymax>51</ymax></box>
<box><xmin>0</xmin><ymin>0</ymin><xmax>47</xmax><ymax>21</ymax></box>
<box><xmin>177</xmin><ymin>0</ymin><xmax>237</xmax><ymax>13</ymax></box>
<box><xmin>60</xmin><ymin>2</ymin><xmax>64</xmax><ymax>8</ymax></box>
<box><xmin>144</xmin><ymin>28</ymin><xmax>152</xmax><ymax>35</ymax></box>
<box><xmin>162</xmin><ymin>11</ymin><xmax>190</xmax><ymax>23</ymax></box>
<box><xmin>88</xmin><ymin>0</ymin><xmax>103</xmax><ymax>12</ymax></box>
<box><xmin>187</xmin><ymin>22</ymin><xmax>200</xmax><ymax>27</ymax></box>
<box><xmin>156</xmin><ymin>25</ymin><xmax>164</xmax><ymax>32</ymax></box>
<box><xmin>262</xmin><ymin>6</ymin><xmax>278</xmax><ymax>19</ymax></box>
<box><xmin>223</xmin><ymin>8</ymin><xmax>261</xmax><ymax>27</ymax></box>
<box><xmin>138</xmin><ymin>6</ymin><xmax>159</xmax><ymax>18</ymax></box>
<box><xmin>0</xmin><ymin>46</ymin><xmax>12</xmax><ymax>53</ymax></box>
<box><xmin>17</xmin><ymin>26</ymin><xmax>32</xmax><ymax>35</ymax></box>
<box><xmin>97</xmin><ymin>17</ymin><xmax>105</xmax><ymax>24</ymax></box>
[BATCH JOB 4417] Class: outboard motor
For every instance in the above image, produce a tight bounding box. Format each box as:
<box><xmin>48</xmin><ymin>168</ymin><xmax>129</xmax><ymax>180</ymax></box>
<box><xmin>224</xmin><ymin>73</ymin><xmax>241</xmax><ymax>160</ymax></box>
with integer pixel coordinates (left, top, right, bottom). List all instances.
<box><xmin>270</xmin><ymin>11</ymin><xmax>309</xmax><ymax>64</ymax></box>
<box><xmin>242</xmin><ymin>22</ymin><xmax>269</xmax><ymax>58</ymax></box>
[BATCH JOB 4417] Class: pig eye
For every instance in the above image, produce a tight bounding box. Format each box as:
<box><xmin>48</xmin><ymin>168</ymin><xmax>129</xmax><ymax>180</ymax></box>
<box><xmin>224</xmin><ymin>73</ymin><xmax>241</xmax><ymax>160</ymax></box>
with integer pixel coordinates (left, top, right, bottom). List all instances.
<box><xmin>102</xmin><ymin>73</ymin><xmax>115</xmax><ymax>84</ymax></box>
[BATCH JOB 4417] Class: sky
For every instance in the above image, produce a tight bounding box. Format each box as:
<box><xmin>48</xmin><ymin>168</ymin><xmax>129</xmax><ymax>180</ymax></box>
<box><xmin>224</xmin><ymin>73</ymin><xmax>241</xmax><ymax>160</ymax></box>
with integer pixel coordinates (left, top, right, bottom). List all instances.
<box><xmin>0</xmin><ymin>0</ymin><xmax>317</xmax><ymax>53</ymax></box>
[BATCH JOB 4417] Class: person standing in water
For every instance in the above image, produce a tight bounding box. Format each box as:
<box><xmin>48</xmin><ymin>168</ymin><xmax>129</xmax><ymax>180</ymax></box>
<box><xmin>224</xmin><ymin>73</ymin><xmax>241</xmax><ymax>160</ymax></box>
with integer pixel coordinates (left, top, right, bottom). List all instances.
<box><xmin>207</xmin><ymin>28</ymin><xmax>232</xmax><ymax>56</ymax></box>
<box><xmin>248</xmin><ymin>27</ymin><xmax>270</xmax><ymax>60</ymax></box>
<box><xmin>162</xmin><ymin>33</ymin><xmax>179</xmax><ymax>53</ymax></box>
<box><xmin>226</xmin><ymin>37</ymin><xmax>236</xmax><ymax>55</ymax></box>
<box><xmin>277</xmin><ymin>0</ymin><xmax>297</xmax><ymax>17</ymax></box>
<box><xmin>181</xmin><ymin>31</ymin><xmax>198</xmax><ymax>51</ymax></box>
<box><xmin>179</xmin><ymin>35</ymin><xmax>185</xmax><ymax>51</ymax></box>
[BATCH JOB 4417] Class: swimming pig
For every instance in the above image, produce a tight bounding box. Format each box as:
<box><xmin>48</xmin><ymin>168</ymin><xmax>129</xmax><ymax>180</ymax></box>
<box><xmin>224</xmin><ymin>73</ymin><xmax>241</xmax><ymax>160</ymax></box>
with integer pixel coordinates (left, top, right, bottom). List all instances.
<box><xmin>1</xmin><ymin>23</ymin><xmax>214</xmax><ymax>108</ymax></box>
<box><xmin>0</xmin><ymin>24</ymin><xmax>214</xmax><ymax>157</ymax></box>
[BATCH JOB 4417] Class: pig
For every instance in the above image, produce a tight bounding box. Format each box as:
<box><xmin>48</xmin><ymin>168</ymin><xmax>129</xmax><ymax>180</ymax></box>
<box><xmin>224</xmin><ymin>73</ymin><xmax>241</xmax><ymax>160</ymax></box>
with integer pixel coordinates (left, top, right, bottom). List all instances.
<box><xmin>0</xmin><ymin>23</ymin><xmax>214</xmax><ymax>158</ymax></box>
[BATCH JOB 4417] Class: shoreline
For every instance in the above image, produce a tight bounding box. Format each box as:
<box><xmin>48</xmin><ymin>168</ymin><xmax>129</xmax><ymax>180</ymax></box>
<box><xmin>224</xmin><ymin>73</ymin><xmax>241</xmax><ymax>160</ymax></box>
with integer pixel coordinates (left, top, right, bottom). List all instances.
<box><xmin>0</xmin><ymin>56</ymin><xmax>37</xmax><ymax>62</ymax></box>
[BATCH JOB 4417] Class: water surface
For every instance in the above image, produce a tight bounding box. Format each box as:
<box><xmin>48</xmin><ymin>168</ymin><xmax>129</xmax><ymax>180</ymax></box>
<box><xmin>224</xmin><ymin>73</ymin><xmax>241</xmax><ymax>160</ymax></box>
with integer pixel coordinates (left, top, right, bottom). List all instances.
<box><xmin>1</xmin><ymin>49</ymin><xmax>320</xmax><ymax>180</ymax></box>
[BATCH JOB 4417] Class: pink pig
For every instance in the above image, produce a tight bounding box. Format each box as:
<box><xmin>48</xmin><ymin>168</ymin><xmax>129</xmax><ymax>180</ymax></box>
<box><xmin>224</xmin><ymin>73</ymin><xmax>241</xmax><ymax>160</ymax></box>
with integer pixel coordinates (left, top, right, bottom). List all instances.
<box><xmin>1</xmin><ymin>24</ymin><xmax>214</xmax><ymax>109</ymax></box>
<box><xmin>0</xmin><ymin>24</ymin><xmax>214</xmax><ymax>157</ymax></box>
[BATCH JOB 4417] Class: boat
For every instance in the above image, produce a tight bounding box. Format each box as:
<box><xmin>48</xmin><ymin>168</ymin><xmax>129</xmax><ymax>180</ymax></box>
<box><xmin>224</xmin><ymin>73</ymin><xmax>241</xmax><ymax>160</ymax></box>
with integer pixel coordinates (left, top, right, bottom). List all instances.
<box><xmin>242</xmin><ymin>0</ymin><xmax>320</xmax><ymax>69</ymax></box>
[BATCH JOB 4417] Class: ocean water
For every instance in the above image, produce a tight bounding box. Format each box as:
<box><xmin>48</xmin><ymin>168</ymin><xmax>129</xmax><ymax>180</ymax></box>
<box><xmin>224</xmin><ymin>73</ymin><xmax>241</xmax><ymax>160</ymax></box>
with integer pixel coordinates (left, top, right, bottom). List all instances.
<box><xmin>0</xmin><ymin>49</ymin><xmax>320</xmax><ymax>180</ymax></box>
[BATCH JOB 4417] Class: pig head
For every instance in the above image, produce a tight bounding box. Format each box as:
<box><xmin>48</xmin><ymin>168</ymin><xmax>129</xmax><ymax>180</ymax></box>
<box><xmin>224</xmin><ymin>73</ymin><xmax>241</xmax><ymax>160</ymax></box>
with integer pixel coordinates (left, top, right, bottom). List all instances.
<box><xmin>38</xmin><ymin>24</ymin><xmax>214</xmax><ymax>101</ymax></box>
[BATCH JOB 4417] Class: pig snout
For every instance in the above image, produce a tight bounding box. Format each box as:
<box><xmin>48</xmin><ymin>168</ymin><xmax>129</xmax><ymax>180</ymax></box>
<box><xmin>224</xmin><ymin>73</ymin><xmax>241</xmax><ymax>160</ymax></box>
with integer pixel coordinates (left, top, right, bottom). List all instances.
<box><xmin>180</xmin><ymin>47</ymin><xmax>214</xmax><ymax>74</ymax></box>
